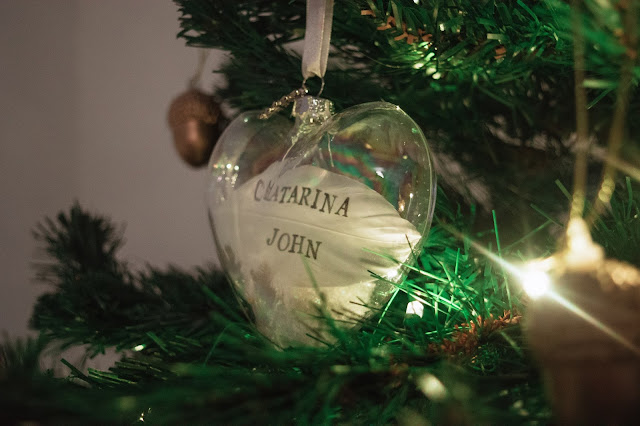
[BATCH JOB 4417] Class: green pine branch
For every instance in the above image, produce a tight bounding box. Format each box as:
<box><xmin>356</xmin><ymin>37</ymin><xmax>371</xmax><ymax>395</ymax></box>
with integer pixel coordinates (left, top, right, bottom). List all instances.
<box><xmin>30</xmin><ymin>204</ymin><xmax>254</xmax><ymax>362</ymax></box>
<box><xmin>11</xmin><ymin>175</ymin><xmax>640</xmax><ymax>423</ymax></box>
<box><xmin>174</xmin><ymin>0</ymin><xmax>640</xmax><ymax>217</ymax></box>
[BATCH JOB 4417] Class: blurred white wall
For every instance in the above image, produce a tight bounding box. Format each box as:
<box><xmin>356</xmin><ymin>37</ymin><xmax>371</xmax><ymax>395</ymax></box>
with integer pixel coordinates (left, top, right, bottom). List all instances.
<box><xmin>0</xmin><ymin>0</ymin><xmax>222</xmax><ymax>338</ymax></box>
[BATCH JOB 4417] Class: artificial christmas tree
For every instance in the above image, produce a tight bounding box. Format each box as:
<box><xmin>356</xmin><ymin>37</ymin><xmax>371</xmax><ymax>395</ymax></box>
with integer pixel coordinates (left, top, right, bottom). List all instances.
<box><xmin>2</xmin><ymin>0</ymin><xmax>640</xmax><ymax>424</ymax></box>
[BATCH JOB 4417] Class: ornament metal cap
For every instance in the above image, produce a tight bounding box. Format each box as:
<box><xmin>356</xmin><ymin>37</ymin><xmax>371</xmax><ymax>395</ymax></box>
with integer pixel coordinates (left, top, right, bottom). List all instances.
<box><xmin>292</xmin><ymin>96</ymin><xmax>334</xmax><ymax>124</ymax></box>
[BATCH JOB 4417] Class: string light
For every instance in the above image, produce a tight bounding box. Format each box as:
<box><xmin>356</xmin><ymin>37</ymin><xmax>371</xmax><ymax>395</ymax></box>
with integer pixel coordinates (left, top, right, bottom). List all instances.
<box><xmin>520</xmin><ymin>262</ymin><xmax>552</xmax><ymax>299</ymax></box>
<box><xmin>417</xmin><ymin>373</ymin><xmax>447</xmax><ymax>401</ymax></box>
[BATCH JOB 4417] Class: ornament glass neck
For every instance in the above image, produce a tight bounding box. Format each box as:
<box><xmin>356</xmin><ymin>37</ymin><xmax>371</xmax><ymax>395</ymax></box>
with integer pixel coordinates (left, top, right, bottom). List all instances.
<box><xmin>290</xmin><ymin>96</ymin><xmax>334</xmax><ymax>146</ymax></box>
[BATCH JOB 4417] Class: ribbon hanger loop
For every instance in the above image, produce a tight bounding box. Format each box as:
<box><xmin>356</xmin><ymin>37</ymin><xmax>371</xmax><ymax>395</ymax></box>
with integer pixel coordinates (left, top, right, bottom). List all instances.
<box><xmin>301</xmin><ymin>0</ymin><xmax>334</xmax><ymax>81</ymax></box>
<box><xmin>260</xmin><ymin>0</ymin><xmax>334</xmax><ymax>119</ymax></box>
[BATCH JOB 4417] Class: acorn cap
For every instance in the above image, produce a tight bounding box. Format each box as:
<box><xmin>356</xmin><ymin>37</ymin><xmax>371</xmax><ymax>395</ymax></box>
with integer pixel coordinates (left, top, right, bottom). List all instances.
<box><xmin>167</xmin><ymin>88</ymin><xmax>221</xmax><ymax>128</ymax></box>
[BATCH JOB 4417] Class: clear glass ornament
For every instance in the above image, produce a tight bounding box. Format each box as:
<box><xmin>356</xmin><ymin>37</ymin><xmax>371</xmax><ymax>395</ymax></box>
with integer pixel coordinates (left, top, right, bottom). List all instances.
<box><xmin>206</xmin><ymin>96</ymin><xmax>436</xmax><ymax>346</ymax></box>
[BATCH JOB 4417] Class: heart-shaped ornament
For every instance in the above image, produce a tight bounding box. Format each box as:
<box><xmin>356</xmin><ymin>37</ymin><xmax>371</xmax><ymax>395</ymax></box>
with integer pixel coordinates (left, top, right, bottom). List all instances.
<box><xmin>206</xmin><ymin>97</ymin><xmax>436</xmax><ymax>346</ymax></box>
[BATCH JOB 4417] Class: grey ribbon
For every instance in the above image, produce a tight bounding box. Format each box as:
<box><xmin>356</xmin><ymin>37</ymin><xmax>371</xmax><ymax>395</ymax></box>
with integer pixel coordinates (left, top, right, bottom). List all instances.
<box><xmin>302</xmin><ymin>0</ymin><xmax>334</xmax><ymax>80</ymax></box>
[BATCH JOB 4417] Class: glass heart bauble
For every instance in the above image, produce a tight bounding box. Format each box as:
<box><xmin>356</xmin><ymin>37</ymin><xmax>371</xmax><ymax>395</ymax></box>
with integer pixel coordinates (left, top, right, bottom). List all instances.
<box><xmin>206</xmin><ymin>96</ymin><xmax>436</xmax><ymax>347</ymax></box>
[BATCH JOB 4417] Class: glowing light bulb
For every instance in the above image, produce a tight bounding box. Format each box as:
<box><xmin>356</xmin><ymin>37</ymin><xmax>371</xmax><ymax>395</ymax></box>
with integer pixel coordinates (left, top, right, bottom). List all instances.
<box><xmin>564</xmin><ymin>218</ymin><xmax>603</xmax><ymax>269</ymax></box>
<box><xmin>417</xmin><ymin>373</ymin><xmax>447</xmax><ymax>401</ymax></box>
<box><xmin>521</xmin><ymin>264</ymin><xmax>552</xmax><ymax>299</ymax></box>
